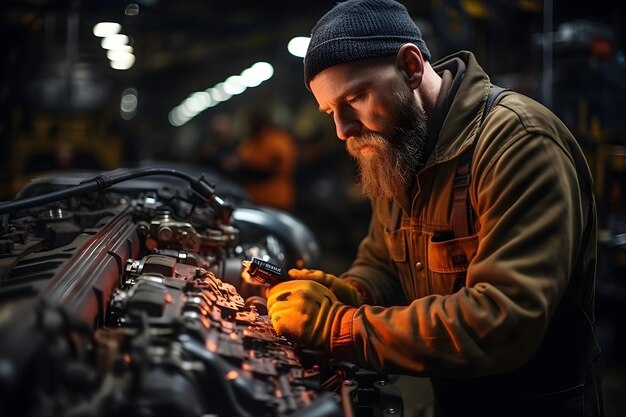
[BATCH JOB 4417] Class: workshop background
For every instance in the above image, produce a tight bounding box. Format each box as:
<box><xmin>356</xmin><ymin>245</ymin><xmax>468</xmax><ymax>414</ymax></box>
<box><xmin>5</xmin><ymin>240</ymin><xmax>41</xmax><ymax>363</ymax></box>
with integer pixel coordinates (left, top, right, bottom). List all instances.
<box><xmin>1</xmin><ymin>0</ymin><xmax>625</xmax><ymax>415</ymax></box>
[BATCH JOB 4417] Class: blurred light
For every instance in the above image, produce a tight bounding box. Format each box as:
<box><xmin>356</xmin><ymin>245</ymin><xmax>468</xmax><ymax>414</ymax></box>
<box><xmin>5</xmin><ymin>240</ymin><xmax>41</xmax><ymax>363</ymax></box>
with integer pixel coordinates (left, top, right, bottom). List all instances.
<box><xmin>106</xmin><ymin>45</ymin><xmax>133</xmax><ymax>58</ymax></box>
<box><xmin>169</xmin><ymin>62</ymin><xmax>274</xmax><ymax>127</ymax></box>
<box><xmin>121</xmin><ymin>94</ymin><xmax>138</xmax><ymax>113</ymax></box>
<box><xmin>183</xmin><ymin>95</ymin><xmax>205</xmax><ymax>113</ymax></box>
<box><xmin>101</xmin><ymin>34</ymin><xmax>130</xmax><ymax>50</ymax></box>
<box><xmin>210</xmin><ymin>83</ymin><xmax>232</xmax><ymax>102</ymax></box>
<box><xmin>240</xmin><ymin>62</ymin><xmax>274</xmax><ymax>87</ymax></box>
<box><xmin>93</xmin><ymin>22</ymin><xmax>121</xmax><ymax>37</ymax></box>
<box><xmin>287</xmin><ymin>36</ymin><xmax>310</xmax><ymax>58</ymax></box>
<box><xmin>590</xmin><ymin>38</ymin><xmax>614</xmax><ymax>59</ymax></box>
<box><xmin>251</xmin><ymin>62</ymin><xmax>274</xmax><ymax>81</ymax></box>
<box><xmin>178</xmin><ymin>102</ymin><xmax>197</xmax><ymax>119</ymax></box>
<box><xmin>169</xmin><ymin>107</ymin><xmax>187</xmax><ymax>127</ymax></box>
<box><xmin>223</xmin><ymin>75</ymin><xmax>246</xmax><ymax>95</ymax></box>
<box><xmin>110</xmin><ymin>53</ymin><xmax>135</xmax><ymax>70</ymax></box>
<box><xmin>125</xmin><ymin>3</ymin><xmax>140</xmax><ymax>16</ymax></box>
<box><xmin>120</xmin><ymin>87</ymin><xmax>138</xmax><ymax>120</ymax></box>
<box><xmin>461</xmin><ymin>0</ymin><xmax>489</xmax><ymax>18</ymax></box>
<box><xmin>107</xmin><ymin>49</ymin><xmax>134</xmax><ymax>62</ymax></box>
<box><xmin>240</xmin><ymin>68</ymin><xmax>263</xmax><ymax>87</ymax></box>
<box><xmin>191</xmin><ymin>91</ymin><xmax>214</xmax><ymax>108</ymax></box>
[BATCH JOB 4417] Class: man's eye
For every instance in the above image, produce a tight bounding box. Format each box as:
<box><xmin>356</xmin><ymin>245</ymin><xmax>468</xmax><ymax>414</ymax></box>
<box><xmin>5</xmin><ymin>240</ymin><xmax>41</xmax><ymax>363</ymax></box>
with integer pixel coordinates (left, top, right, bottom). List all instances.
<box><xmin>347</xmin><ymin>92</ymin><xmax>365</xmax><ymax>105</ymax></box>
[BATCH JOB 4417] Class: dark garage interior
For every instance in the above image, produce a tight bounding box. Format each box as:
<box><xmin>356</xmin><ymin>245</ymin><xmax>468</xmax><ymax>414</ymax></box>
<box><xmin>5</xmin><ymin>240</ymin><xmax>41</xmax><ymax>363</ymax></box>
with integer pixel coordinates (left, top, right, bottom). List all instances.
<box><xmin>1</xmin><ymin>1</ymin><xmax>625</xmax><ymax>416</ymax></box>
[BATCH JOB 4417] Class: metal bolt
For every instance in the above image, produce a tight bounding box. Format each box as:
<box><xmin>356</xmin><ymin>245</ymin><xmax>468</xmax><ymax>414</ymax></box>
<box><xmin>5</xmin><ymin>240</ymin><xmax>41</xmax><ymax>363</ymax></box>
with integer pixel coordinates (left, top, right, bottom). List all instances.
<box><xmin>158</xmin><ymin>226</ymin><xmax>173</xmax><ymax>240</ymax></box>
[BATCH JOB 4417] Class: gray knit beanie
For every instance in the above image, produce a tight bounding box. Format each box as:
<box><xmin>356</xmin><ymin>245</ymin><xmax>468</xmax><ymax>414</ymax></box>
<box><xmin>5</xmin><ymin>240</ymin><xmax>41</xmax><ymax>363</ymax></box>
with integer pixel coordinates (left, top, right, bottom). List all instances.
<box><xmin>304</xmin><ymin>0</ymin><xmax>431</xmax><ymax>88</ymax></box>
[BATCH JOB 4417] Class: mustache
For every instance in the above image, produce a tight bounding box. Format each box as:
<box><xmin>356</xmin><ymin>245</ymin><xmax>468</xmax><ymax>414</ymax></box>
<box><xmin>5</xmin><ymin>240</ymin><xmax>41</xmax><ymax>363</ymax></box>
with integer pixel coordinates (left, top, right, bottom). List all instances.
<box><xmin>346</xmin><ymin>132</ymin><xmax>387</xmax><ymax>155</ymax></box>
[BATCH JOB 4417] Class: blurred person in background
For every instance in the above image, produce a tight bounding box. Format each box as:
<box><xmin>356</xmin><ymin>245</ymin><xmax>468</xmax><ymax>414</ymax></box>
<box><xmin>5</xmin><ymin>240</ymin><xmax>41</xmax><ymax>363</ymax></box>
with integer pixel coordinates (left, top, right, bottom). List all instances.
<box><xmin>224</xmin><ymin>108</ymin><xmax>297</xmax><ymax>211</ymax></box>
<box><xmin>264</xmin><ymin>0</ymin><xmax>604</xmax><ymax>416</ymax></box>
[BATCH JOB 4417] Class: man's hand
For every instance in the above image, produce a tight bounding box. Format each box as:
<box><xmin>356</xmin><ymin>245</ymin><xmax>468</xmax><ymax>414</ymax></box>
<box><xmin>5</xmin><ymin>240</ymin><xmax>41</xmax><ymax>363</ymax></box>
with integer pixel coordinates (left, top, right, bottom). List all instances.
<box><xmin>267</xmin><ymin>280</ymin><xmax>345</xmax><ymax>350</ymax></box>
<box><xmin>288</xmin><ymin>268</ymin><xmax>363</xmax><ymax>307</ymax></box>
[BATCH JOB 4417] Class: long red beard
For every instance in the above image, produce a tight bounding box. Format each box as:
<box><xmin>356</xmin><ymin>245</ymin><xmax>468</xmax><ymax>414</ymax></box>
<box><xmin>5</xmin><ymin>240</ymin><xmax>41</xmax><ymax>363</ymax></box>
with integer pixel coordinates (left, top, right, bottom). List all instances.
<box><xmin>345</xmin><ymin>86</ymin><xmax>429</xmax><ymax>200</ymax></box>
<box><xmin>347</xmin><ymin>133</ymin><xmax>404</xmax><ymax>200</ymax></box>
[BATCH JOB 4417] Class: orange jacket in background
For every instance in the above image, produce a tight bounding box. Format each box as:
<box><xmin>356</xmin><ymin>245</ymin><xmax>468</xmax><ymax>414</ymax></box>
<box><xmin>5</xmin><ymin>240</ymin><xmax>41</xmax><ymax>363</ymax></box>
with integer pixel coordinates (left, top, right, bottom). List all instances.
<box><xmin>236</xmin><ymin>126</ymin><xmax>297</xmax><ymax>211</ymax></box>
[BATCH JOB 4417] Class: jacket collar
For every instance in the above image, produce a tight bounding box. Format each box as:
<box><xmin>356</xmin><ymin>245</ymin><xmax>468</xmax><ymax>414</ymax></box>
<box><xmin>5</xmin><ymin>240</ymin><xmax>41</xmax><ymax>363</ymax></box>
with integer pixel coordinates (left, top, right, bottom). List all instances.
<box><xmin>389</xmin><ymin>51</ymin><xmax>492</xmax><ymax>213</ymax></box>
<box><xmin>426</xmin><ymin>50</ymin><xmax>492</xmax><ymax>166</ymax></box>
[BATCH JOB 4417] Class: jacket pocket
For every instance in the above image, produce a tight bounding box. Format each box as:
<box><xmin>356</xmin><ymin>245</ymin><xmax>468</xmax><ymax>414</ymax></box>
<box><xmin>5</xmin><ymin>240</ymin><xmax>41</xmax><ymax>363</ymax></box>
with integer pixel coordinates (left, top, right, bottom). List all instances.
<box><xmin>428</xmin><ymin>234</ymin><xmax>478</xmax><ymax>273</ymax></box>
<box><xmin>427</xmin><ymin>234</ymin><xmax>478</xmax><ymax>295</ymax></box>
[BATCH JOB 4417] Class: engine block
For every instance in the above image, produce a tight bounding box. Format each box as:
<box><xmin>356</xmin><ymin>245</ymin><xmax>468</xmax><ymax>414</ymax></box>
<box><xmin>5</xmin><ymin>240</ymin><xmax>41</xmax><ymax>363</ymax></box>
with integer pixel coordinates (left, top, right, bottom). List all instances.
<box><xmin>0</xmin><ymin>168</ymin><xmax>403</xmax><ymax>417</ymax></box>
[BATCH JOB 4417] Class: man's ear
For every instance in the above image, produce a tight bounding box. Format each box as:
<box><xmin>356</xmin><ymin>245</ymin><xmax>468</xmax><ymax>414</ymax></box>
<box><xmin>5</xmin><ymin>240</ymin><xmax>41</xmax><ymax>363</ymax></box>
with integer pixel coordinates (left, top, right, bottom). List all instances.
<box><xmin>396</xmin><ymin>43</ymin><xmax>424</xmax><ymax>89</ymax></box>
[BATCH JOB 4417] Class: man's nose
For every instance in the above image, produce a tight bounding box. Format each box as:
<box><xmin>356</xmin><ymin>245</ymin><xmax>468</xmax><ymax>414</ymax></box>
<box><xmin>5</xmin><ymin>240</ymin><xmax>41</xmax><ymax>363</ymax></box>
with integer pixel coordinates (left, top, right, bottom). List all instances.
<box><xmin>333</xmin><ymin>111</ymin><xmax>360</xmax><ymax>141</ymax></box>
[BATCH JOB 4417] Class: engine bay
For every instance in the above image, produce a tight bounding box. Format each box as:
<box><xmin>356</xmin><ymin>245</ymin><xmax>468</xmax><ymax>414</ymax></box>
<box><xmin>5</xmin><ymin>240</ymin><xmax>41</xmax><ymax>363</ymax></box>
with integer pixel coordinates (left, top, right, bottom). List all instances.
<box><xmin>0</xmin><ymin>168</ymin><xmax>403</xmax><ymax>417</ymax></box>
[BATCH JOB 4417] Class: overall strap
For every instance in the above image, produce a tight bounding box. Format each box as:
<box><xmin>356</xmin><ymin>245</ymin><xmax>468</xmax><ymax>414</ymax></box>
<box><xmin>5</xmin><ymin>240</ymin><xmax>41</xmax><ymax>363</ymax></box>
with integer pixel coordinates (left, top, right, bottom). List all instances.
<box><xmin>452</xmin><ymin>85</ymin><xmax>509</xmax><ymax>238</ymax></box>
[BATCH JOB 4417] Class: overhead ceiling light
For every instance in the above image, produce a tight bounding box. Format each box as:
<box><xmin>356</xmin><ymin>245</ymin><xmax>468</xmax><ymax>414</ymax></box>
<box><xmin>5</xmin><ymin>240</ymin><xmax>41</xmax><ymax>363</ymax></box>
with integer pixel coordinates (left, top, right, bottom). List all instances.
<box><xmin>223</xmin><ymin>75</ymin><xmax>246</xmax><ymax>95</ymax></box>
<box><xmin>93</xmin><ymin>22</ymin><xmax>121</xmax><ymax>38</ymax></box>
<box><xmin>190</xmin><ymin>91</ymin><xmax>214</xmax><ymax>109</ymax></box>
<box><xmin>183</xmin><ymin>95</ymin><xmax>206</xmax><ymax>114</ymax></box>
<box><xmin>168</xmin><ymin>108</ymin><xmax>185</xmax><ymax>127</ymax></box>
<box><xmin>287</xmin><ymin>36</ymin><xmax>310</xmax><ymax>58</ymax></box>
<box><xmin>107</xmin><ymin>49</ymin><xmax>134</xmax><ymax>61</ymax></box>
<box><xmin>169</xmin><ymin>61</ymin><xmax>274</xmax><ymax>127</ymax></box>
<box><xmin>101</xmin><ymin>34</ymin><xmax>130</xmax><ymax>50</ymax></box>
<box><xmin>250</xmin><ymin>62</ymin><xmax>274</xmax><ymax>81</ymax></box>
<box><xmin>209</xmin><ymin>84</ymin><xmax>232</xmax><ymax>102</ymax></box>
<box><xmin>240</xmin><ymin>68</ymin><xmax>263</xmax><ymax>87</ymax></box>
<box><xmin>240</xmin><ymin>62</ymin><xmax>274</xmax><ymax>87</ymax></box>
<box><xmin>110</xmin><ymin>54</ymin><xmax>135</xmax><ymax>70</ymax></box>
<box><xmin>125</xmin><ymin>3</ymin><xmax>140</xmax><ymax>16</ymax></box>
<box><xmin>120</xmin><ymin>87</ymin><xmax>138</xmax><ymax>120</ymax></box>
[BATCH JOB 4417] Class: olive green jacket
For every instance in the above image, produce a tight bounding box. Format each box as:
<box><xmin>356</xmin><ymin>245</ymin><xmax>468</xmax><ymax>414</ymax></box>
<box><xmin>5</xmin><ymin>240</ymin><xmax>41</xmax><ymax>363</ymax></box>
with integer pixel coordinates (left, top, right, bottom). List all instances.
<box><xmin>330</xmin><ymin>51</ymin><xmax>599</xmax><ymax>412</ymax></box>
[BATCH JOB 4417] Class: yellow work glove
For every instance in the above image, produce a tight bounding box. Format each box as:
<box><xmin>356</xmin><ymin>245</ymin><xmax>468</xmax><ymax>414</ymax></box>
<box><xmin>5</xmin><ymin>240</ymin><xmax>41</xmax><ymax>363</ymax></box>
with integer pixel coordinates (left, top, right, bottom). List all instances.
<box><xmin>288</xmin><ymin>268</ymin><xmax>363</xmax><ymax>307</ymax></box>
<box><xmin>267</xmin><ymin>280</ymin><xmax>345</xmax><ymax>351</ymax></box>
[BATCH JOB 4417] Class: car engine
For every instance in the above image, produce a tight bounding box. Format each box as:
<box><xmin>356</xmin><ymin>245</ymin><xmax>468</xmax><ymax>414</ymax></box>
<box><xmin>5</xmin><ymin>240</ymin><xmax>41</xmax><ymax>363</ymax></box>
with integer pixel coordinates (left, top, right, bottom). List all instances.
<box><xmin>0</xmin><ymin>167</ymin><xmax>403</xmax><ymax>417</ymax></box>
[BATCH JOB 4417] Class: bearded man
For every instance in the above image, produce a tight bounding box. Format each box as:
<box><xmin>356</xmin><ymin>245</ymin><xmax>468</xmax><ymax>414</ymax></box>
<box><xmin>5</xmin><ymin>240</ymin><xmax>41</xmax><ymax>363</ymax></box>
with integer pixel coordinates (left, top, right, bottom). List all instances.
<box><xmin>265</xmin><ymin>1</ymin><xmax>604</xmax><ymax>416</ymax></box>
